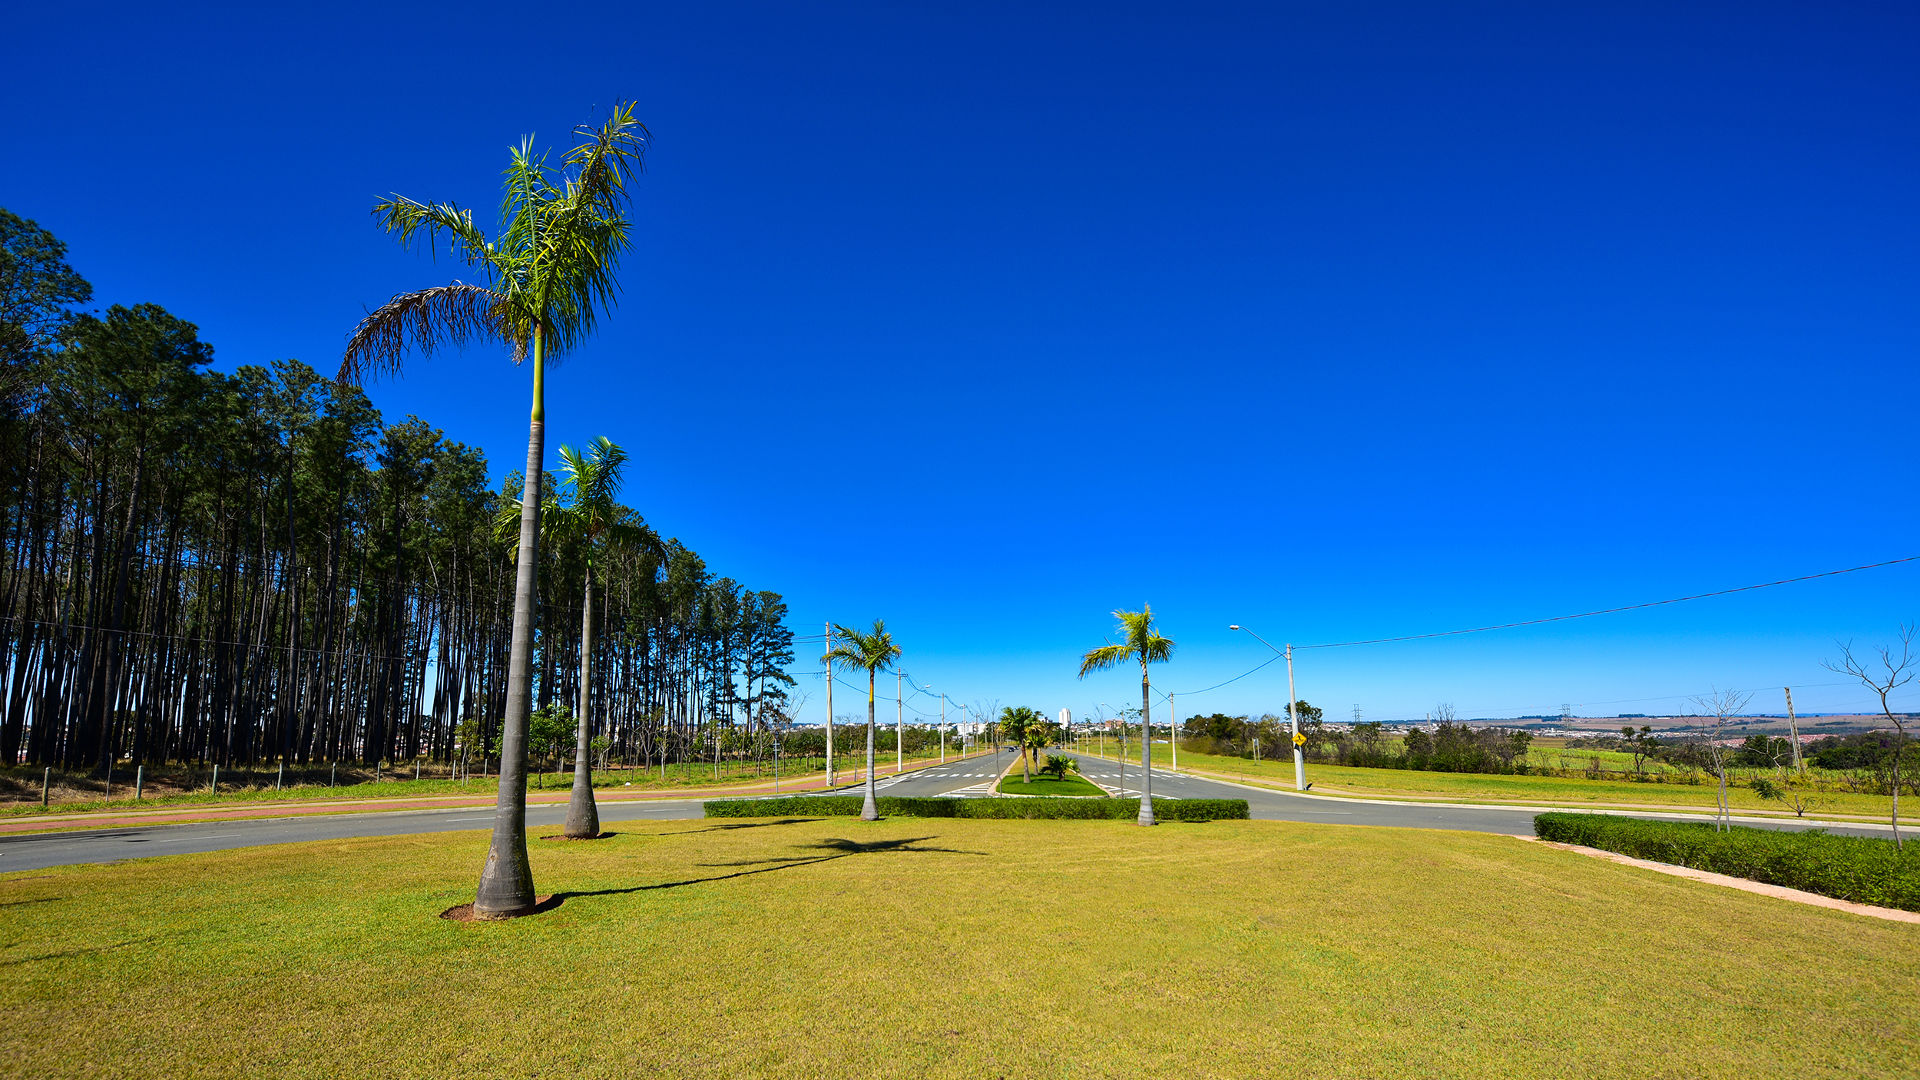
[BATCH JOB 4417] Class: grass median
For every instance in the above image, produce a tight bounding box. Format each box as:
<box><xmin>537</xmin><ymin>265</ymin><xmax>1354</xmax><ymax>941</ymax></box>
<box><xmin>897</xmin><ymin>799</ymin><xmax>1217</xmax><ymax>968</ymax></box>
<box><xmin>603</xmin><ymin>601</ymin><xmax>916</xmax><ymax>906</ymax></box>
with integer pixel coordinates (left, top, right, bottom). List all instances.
<box><xmin>996</xmin><ymin>773</ymin><xmax>1105</xmax><ymax>797</ymax></box>
<box><xmin>4</xmin><ymin>818</ymin><xmax>1915</xmax><ymax>1079</ymax></box>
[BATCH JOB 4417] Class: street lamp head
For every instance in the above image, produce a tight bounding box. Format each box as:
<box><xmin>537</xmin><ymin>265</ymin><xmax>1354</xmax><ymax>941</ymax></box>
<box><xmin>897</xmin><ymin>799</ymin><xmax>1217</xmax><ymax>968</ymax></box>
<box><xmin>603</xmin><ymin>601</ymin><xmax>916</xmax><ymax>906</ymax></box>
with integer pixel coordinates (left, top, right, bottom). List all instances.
<box><xmin>1228</xmin><ymin>624</ymin><xmax>1241</xmax><ymax>630</ymax></box>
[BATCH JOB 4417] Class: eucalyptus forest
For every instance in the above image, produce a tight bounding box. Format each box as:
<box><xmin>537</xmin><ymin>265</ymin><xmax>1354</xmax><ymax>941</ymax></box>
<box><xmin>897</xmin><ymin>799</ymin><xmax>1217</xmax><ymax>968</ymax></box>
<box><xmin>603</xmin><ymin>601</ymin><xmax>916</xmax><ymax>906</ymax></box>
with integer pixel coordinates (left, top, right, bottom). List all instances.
<box><xmin>0</xmin><ymin>207</ymin><xmax>798</xmax><ymax>776</ymax></box>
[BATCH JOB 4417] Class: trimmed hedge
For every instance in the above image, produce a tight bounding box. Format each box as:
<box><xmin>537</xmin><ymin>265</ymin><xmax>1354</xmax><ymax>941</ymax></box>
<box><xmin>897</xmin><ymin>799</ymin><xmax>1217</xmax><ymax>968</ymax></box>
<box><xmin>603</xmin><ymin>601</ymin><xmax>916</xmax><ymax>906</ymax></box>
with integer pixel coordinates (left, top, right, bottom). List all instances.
<box><xmin>704</xmin><ymin>796</ymin><xmax>1249</xmax><ymax>822</ymax></box>
<box><xmin>1534</xmin><ymin>812</ymin><xmax>1920</xmax><ymax>912</ymax></box>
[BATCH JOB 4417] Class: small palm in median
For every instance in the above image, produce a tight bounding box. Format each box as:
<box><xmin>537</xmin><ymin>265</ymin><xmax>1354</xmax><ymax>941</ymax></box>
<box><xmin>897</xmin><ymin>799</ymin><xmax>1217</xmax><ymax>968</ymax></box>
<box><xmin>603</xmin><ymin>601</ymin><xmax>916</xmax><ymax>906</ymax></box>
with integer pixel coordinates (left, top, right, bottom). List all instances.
<box><xmin>998</xmin><ymin>706</ymin><xmax>1044</xmax><ymax>782</ymax></box>
<box><xmin>547</xmin><ymin>437</ymin><xmax>656</xmax><ymax>838</ymax></box>
<box><xmin>823</xmin><ymin>620</ymin><xmax>902</xmax><ymax>821</ymax></box>
<box><xmin>1078</xmin><ymin>606</ymin><xmax>1175</xmax><ymax>826</ymax></box>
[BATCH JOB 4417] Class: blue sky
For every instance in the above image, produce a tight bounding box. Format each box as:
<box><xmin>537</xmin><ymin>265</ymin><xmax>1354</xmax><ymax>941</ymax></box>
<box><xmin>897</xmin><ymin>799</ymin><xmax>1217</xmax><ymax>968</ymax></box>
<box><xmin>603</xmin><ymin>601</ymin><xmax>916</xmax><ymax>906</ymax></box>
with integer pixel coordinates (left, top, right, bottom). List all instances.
<box><xmin>8</xmin><ymin>2</ymin><xmax>1917</xmax><ymax>723</ymax></box>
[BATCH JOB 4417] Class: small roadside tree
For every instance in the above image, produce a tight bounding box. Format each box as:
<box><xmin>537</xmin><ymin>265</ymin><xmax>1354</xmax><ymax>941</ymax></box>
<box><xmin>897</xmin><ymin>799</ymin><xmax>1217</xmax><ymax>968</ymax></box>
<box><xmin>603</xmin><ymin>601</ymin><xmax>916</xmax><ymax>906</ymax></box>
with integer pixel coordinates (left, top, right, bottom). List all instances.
<box><xmin>1622</xmin><ymin>725</ymin><xmax>1656</xmax><ymax>774</ymax></box>
<box><xmin>1690</xmin><ymin>688</ymin><xmax>1752</xmax><ymax>832</ymax></box>
<box><xmin>1826</xmin><ymin>626</ymin><xmax>1915</xmax><ymax>851</ymax></box>
<box><xmin>527</xmin><ymin>704</ymin><xmax>574</xmax><ymax>789</ymax></box>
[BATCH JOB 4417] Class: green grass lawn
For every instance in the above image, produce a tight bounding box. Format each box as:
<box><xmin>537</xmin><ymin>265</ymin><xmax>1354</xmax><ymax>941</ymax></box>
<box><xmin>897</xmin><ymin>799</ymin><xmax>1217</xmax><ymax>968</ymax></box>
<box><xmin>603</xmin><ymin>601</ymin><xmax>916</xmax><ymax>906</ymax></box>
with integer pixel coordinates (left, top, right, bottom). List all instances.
<box><xmin>3</xmin><ymin>819</ymin><xmax>1915</xmax><ymax>1079</ymax></box>
<box><xmin>995</xmin><ymin>772</ymin><xmax>1106</xmax><ymax>797</ymax></box>
<box><xmin>1080</xmin><ymin>744</ymin><xmax>1898</xmax><ymax>818</ymax></box>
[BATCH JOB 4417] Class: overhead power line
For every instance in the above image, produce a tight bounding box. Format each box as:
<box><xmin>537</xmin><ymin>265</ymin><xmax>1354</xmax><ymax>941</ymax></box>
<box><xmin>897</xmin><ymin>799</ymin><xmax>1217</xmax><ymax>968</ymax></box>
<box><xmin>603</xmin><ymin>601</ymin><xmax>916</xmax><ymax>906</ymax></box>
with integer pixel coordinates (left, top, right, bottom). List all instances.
<box><xmin>1168</xmin><ymin>554</ymin><xmax>1920</xmax><ymax>700</ymax></box>
<box><xmin>1298</xmin><ymin>554</ymin><xmax>1918</xmax><ymax>650</ymax></box>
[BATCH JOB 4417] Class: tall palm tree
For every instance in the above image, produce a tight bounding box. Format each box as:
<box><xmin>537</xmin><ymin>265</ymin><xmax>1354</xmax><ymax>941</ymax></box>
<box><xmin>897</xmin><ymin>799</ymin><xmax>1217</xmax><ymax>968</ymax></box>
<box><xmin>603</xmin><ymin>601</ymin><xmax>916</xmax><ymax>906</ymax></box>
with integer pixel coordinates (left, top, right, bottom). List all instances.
<box><xmin>340</xmin><ymin>105</ymin><xmax>649</xmax><ymax>917</ymax></box>
<box><xmin>822</xmin><ymin>620</ymin><xmax>901</xmax><ymax>821</ymax></box>
<box><xmin>545</xmin><ymin>437</ymin><xmax>654</xmax><ymax>839</ymax></box>
<box><xmin>1078</xmin><ymin>606</ymin><xmax>1175</xmax><ymax>826</ymax></box>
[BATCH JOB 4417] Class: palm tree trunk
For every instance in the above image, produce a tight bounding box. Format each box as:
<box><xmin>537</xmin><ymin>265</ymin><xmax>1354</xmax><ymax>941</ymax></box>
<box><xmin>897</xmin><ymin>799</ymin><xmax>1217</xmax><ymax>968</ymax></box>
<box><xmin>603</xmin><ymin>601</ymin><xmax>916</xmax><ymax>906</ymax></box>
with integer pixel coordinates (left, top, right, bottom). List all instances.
<box><xmin>474</xmin><ymin>325</ymin><xmax>543</xmax><ymax>915</ymax></box>
<box><xmin>564</xmin><ymin>558</ymin><xmax>601</xmax><ymax>838</ymax></box>
<box><xmin>861</xmin><ymin>673</ymin><xmax>878</xmax><ymax>820</ymax></box>
<box><xmin>1137</xmin><ymin>666</ymin><xmax>1155</xmax><ymax>826</ymax></box>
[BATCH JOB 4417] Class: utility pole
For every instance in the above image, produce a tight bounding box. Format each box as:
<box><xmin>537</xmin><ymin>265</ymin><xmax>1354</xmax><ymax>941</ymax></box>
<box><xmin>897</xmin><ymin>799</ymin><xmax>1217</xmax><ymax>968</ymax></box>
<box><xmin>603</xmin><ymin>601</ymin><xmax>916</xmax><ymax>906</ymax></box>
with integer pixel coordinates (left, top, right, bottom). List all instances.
<box><xmin>1286</xmin><ymin>644</ymin><xmax>1304</xmax><ymax>790</ymax></box>
<box><xmin>1784</xmin><ymin>686</ymin><xmax>1804</xmax><ymax>774</ymax></box>
<box><xmin>1169</xmin><ymin>692</ymin><xmax>1177</xmax><ymax>771</ymax></box>
<box><xmin>1230</xmin><ymin>626</ymin><xmax>1306</xmax><ymax>791</ymax></box>
<box><xmin>940</xmin><ymin>693</ymin><xmax>947</xmax><ymax>763</ymax></box>
<box><xmin>896</xmin><ymin>672</ymin><xmax>904</xmax><ymax>774</ymax></box>
<box><xmin>824</xmin><ymin>621</ymin><xmax>834</xmax><ymax>786</ymax></box>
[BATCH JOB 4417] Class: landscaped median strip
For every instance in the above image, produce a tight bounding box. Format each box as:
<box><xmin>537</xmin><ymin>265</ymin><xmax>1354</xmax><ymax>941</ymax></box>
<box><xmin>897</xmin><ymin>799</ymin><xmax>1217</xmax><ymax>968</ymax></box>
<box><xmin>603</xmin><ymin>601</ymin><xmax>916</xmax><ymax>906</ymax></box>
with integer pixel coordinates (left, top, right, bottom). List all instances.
<box><xmin>703</xmin><ymin>795</ymin><xmax>1250</xmax><ymax>820</ymax></box>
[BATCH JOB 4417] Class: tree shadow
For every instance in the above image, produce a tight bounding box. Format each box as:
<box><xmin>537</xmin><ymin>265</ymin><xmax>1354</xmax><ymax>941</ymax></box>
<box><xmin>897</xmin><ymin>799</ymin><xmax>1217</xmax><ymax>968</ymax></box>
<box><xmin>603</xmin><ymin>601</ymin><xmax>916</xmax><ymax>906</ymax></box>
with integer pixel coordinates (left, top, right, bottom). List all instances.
<box><xmin>0</xmin><ymin>935</ymin><xmax>157</xmax><ymax>967</ymax></box>
<box><xmin>668</xmin><ymin>818</ymin><xmax>823</xmax><ymax>834</ymax></box>
<box><xmin>547</xmin><ymin>835</ymin><xmax>985</xmax><ymax>906</ymax></box>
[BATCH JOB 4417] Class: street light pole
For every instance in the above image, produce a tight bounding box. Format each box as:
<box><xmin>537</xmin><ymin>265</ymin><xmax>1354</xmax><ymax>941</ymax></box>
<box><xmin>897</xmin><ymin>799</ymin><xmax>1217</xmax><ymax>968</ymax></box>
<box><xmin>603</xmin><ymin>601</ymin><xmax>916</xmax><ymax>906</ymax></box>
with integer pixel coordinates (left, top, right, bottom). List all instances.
<box><xmin>936</xmin><ymin>689</ymin><xmax>945</xmax><ymax>763</ymax></box>
<box><xmin>1229</xmin><ymin>625</ymin><xmax>1305</xmax><ymax>791</ymax></box>
<box><xmin>896</xmin><ymin>672</ymin><xmax>904</xmax><ymax>774</ymax></box>
<box><xmin>824</xmin><ymin>620</ymin><xmax>834</xmax><ymax>786</ymax></box>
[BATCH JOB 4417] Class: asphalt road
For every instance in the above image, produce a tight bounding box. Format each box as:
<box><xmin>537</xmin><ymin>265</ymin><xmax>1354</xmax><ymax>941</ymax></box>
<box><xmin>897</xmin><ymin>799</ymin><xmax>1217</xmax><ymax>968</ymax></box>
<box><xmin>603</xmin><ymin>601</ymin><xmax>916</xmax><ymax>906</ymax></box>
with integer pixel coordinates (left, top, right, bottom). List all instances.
<box><xmin>1058</xmin><ymin>749</ymin><xmax>1895</xmax><ymax>839</ymax></box>
<box><xmin>0</xmin><ymin>745</ymin><xmax>1890</xmax><ymax>872</ymax></box>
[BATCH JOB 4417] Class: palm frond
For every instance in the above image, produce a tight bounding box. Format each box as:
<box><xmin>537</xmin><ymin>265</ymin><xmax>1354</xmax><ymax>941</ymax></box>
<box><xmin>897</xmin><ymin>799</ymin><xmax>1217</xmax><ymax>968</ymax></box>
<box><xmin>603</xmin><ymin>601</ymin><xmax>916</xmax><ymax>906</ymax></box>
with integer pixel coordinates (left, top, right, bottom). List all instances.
<box><xmin>822</xmin><ymin>619</ymin><xmax>901</xmax><ymax>674</ymax></box>
<box><xmin>339</xmin><ymin>282</ymin><xmax>508</xmax><ymax>384</ymax></box>
<box><xmin>1138</xmin><ymin>636</ymin><xmax>1175</xmax><ymax>664</ymax></box>
<box><xmin>565</xmin><ymin>102</ymin><xmax>650</xmax><ymax>218</ymax></box>
<box><xmin>373</xmin><ymin>196</ymin><xmax>496</xmax><ymax>272</ymax></box>
<box><xmin>1080</xmin><ymin>605</ymin><xmax>1175</xmax><ymax>677</ymax></box>
<box><xmin>1078</xmin><ymin>643</ymin><xmax>1132</xmax><ymax>679</ymax></box>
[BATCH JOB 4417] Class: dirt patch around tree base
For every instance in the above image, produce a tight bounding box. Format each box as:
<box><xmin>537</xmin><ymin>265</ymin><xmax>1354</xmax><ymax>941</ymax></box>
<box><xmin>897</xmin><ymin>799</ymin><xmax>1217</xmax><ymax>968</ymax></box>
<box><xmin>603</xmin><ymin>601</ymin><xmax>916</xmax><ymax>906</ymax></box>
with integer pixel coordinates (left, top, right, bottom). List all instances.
<box><xmin>439</xmin><ymin>895</ymin><xmax>564</xmax><ymax>922</ymax></box>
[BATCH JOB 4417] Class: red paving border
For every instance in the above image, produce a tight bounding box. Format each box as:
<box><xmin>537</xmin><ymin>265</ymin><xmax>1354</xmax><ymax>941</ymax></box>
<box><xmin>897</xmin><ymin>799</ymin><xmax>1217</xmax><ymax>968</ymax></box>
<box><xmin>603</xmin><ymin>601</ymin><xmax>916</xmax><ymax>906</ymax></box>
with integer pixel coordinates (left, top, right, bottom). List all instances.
<box><xmin>0</xmin><ymin>751</ymin><xmax>994</xmax><ymax>835</ymax></box>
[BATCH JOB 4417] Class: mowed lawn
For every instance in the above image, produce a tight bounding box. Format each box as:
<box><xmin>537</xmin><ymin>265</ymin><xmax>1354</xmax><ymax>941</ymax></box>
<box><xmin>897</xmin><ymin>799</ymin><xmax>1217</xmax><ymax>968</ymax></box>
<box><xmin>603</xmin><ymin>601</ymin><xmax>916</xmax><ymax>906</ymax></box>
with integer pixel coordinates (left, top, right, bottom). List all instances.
<box><xmin>3</xmin><ymin>819</ymin><xmax>1915</xmax><ymax>1080</ymax></box>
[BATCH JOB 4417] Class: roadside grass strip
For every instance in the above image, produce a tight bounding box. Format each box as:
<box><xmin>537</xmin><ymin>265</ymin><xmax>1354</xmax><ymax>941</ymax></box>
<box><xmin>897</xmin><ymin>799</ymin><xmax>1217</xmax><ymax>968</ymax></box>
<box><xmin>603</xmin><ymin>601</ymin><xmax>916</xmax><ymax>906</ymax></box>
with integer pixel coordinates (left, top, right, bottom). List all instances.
<box><xmin>1533</xmin><ymin>811</ymin><xmax>1920</xmax><ymax>912</ymax></box>
<box><xmin>3</xmin><ymin>818</ymin><xmax>1915</xmax><ymax>1079</ymax></box>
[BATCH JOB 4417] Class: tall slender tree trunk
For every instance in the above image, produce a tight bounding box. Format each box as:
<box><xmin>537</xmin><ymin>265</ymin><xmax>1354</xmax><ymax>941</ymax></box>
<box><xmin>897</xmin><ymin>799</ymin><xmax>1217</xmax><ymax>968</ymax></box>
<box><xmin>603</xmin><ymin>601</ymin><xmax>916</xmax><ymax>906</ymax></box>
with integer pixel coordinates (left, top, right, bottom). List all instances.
<box><xmin>564</xmin><ymin>560</ymin><xmax>601</xmax><ymax>838</ymax></box>
<box><xmin>475</xmin><ymin>326</ymin><xmax>544</xmax><ymax>916</ymax></box>
<box><xmin>1137</xmin><ymin>666</ymin><xmax>1155</xmax><ymax>826</ymax></box>
<box><xmin>860</xmin><ymin>673</ymin><xmax>878</xmax><ymax>820</ymax></box>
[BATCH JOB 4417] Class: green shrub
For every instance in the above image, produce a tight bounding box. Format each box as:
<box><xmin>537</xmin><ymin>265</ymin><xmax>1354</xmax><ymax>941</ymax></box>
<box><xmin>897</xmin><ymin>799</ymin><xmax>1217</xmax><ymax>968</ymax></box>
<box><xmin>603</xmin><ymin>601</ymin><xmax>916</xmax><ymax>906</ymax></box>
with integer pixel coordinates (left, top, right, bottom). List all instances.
<box><xmin>1533</xmin><ymin>812</ymin><xmax>1920</xmax><ymax>912</ymax></box>
<box><xmin>703</xmin><ymin>796</ymin><xmax>1250</xmax><ymax>822</ymax></box>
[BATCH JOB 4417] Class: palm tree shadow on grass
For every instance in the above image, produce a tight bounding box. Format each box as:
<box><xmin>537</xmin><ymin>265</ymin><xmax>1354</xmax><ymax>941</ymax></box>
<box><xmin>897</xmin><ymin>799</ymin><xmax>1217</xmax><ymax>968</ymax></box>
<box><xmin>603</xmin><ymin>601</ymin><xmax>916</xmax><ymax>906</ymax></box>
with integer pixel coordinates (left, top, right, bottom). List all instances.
<box><xmin>550</xmin><ymin>836</ymin><xmax>984</xmax><ymax>905</ymax></box>
<box><xmin>669</xmin><ymin>817</ymin><xmax>823</xmax><ymax>834</ymax></box>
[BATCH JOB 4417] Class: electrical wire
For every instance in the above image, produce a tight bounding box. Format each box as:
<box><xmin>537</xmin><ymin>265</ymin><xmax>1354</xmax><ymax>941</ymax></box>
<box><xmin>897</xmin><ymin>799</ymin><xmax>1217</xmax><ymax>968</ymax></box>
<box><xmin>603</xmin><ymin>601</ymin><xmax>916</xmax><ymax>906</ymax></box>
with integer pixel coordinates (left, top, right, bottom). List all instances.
<box><xmin>1170</xmin><ymin>554</ymin><xmax>1920</xmax><ymax>703</ymax></box>
<box><xmin>1296</xmin><ymin>555</ymin><xmax>1919</xmax><ymax>650</ymax></box>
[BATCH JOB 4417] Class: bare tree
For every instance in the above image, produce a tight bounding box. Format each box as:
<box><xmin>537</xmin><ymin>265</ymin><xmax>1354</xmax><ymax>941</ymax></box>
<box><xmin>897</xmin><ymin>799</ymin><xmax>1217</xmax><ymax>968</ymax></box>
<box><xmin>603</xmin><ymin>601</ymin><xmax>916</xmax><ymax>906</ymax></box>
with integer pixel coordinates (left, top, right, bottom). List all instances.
<box><xmin>1690</xmin><ymin>688</ymin><xmax>1752</xmax><ymax>832</ymax></box>
<box><xmin>1825</xmin><ymin>626</ymin><xmax>1915</xmax><ymax>851</ymax></box>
